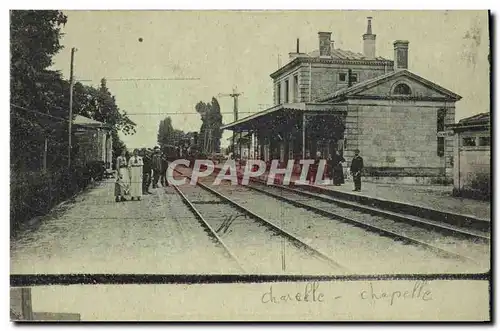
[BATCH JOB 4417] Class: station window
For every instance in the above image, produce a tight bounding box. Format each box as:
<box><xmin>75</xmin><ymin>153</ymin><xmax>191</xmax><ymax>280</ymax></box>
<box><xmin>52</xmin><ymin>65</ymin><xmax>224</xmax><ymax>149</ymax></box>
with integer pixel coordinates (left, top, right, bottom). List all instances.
<box><xmin>437</xmin><ymin>109</ymin><xmax>446</xmax><ymax>156</ymax></box>
<box><xmin>350</xmin><ymin>73</ymin><xmax>358</xmax><ymax>83</ymax></box>
<box><xmin>277</xmin><ymin>83</ymin><xmax>281</xmax><ymax>104</ymax></box>
<box><xmin>285</xmin><ymin>79</ymin><xmax>290</xmax><ymax>103</ymax></box>
<box><xmin>293</xmin><ymin>74</ymin><xmax>299</xmax><ymax>102</ymax></box>
<box><xmin>393</xmin><ymin>83</ymin><xmax>412</xmax><ymax>95</ymax></box>
<box><xmin>437</xmin><ymin>138</ymin><xmax>445</xmax><ymax>157</ymax></box>
<box><xmin>462</xmin><ymin>137</ymin><xmax>477</xmax><ymax>147</ymax></box>
<box><xmin>339</xmin><ymin>73</ymin><xmax>347</xmax><ymax>82</ymax></box>
<box><xmin>479</xmin><ymin>136</ymin><xmax>490</xmax><ymax>146</ymax></box>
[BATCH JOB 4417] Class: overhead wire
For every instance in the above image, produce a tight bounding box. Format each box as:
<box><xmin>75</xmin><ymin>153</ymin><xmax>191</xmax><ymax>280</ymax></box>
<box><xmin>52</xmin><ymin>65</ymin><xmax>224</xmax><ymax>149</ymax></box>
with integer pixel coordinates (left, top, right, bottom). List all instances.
<box><xmin>11</xmin><ymin>103</ymin><xmax>68</xmax><ymax>122</ymax></box>
<box><xmin>75</xmin><ymin>77</ymin><xmax>201</xmax><ymax>82</ymax></box>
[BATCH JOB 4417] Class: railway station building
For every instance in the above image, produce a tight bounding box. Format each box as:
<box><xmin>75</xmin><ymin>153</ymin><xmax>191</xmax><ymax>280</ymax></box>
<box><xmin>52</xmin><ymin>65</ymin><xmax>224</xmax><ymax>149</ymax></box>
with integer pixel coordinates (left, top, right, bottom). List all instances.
<box><xmin>73</xmin><ymin>115</ymin><xmax>113</xmax><ymax>171</ymax></box>
<box><xmin>450</xmin><ymin>112</ymin><xmax>490</xmax><ymax>199</ymax></box>
<box><xmin>221</xmin><ymin>18</ymin><xmax>462</xmax><ymax>184</ymax></box>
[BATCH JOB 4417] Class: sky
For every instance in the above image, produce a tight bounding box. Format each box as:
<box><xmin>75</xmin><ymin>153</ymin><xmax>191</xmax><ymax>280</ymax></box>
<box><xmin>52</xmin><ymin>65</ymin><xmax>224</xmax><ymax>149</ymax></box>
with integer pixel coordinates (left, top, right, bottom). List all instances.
<box><xmin>51</xmin><ymin>10</ymin><xmax>490</xmax><ymax>149</ymax></box>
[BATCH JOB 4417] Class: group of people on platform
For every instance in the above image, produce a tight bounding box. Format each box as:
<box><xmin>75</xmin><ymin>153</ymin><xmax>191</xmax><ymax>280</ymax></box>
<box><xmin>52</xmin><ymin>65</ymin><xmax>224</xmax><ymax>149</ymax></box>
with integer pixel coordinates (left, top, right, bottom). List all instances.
<box><xmin>307</xmin><ymin>148</ymin><xmax>364</xmax><ymax>191</ymax></box>
<box><xmin>114</xmin><ymin>146</ymin><xmax>170</xmax><ymax>202</ymax></box>
<box><xmin>114</xmin><ymin>146</ymin><xmax>364</xmax><ymax>201</ymax></box>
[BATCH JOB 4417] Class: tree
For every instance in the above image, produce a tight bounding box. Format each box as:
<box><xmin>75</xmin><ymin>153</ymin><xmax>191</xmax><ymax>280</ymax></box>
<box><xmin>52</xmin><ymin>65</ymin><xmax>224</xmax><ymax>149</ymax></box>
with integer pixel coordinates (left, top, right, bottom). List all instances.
<box><xmin>157</xmin><ymin>117</ymin><xmax>174</xmax><ymax>147</ymax></box>
<box><xmin>10</xmin><ymin>10</ymin><xmax>67</xmax><ymax>108</ymax></box>
<box><xmin>195</xmin><ymin>97</ymin><xmax>223</xmax><ymax>154</ymax></box>
<box><xmin>208</xmin><ymin>97</ymin><xmax>223</xmax><ymax>153</ymax></box>
<box><xmin>157</xmin><ymin>116</ymin><xmax>186</xmax><ymax>149</ymax></box>
<box><xmin>63</xmin><ymin>78</ymin><xmax>136</xmax><ymax>161</ymax></box>
<box><xmin>11</xmin><ymin>11</ymin><xmax>136</xmax><ymax>173</ymax></box>
<box><xmin>10</xmin><ymin>10</ymin><xmax>68</xmax><ymax>172</ymax></box>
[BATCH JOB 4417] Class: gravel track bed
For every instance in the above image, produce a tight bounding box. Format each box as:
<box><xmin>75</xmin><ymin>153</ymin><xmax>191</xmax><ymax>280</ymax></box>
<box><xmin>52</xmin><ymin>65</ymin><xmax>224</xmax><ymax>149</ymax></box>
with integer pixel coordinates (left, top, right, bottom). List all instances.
<box><xmin>159</xmin><ymin>186</ymin><xmax>242</xmax><ymax>273</ymax></box>
<box><xmin>253</xmin><ymin>183</ymin><xmax>490</xmax><ymax>269</ymax></box>
<box><xmin>174</xmin><ymin>173</ymin><xmax>341</xmax><ymax>274</ymax></box>
<box><xmin>197</xmin><ymin>177</ymin><xmax>483</xmax><ymax>274</ymax></box>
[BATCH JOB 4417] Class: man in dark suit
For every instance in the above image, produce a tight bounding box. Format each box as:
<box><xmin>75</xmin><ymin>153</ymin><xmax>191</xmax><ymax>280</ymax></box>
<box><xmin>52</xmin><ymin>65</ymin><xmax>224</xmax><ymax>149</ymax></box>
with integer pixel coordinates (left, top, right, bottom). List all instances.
<box><xmin>160</xmin><ymin>150</ymin><xmax>169</xmax><ymax>187</ymax></box>
<box><xmin>151</xmin><ymin>146</ymin><xmax>162</xmax><ymax>188</ymax></box>
<box><xmin>350</xmin><ymin>149</ymin><xmax>364</xmax><ymax>191</ymax></box>
<box><xmin>141</xmin><ymin>148</ymin><xmax>152</xmax><ymax>194</ymax></box>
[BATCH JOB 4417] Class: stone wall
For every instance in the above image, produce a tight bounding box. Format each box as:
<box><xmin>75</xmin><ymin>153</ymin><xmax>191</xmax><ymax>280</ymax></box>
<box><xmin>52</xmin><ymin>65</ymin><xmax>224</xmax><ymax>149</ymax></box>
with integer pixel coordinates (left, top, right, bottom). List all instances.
<box><xmin>343</xmin><ymin>99</ymin><xmax>455</xmax><ymax>181</ymax></box>
<box><xmin>272</xmin><ymin>62</ymin><xmax>392</xmax><ymax>104</ymax></box>
<box><xmin>358</xmin><ymin>78</ymin><xmax>445</xmax><ymax>98</ymax></box>
<box><xmin>310</xmin><ymin>63</ymin><xmax>390</xmax><ymax>101</ymax></box>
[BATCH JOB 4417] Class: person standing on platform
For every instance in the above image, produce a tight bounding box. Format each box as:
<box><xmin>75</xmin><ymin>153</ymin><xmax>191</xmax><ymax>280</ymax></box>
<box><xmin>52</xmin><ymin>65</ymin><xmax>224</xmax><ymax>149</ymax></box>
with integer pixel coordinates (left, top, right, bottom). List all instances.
<box><xmin>332</xmin><ymin>149</ymin><xmax>346</xmax><ymax>186</ymax></box>
<box><xmin>160</xmin><ymin>150</ymin><xmax>169</xmax><ymax>187</ymax></box>
<box><xmin>128</xmin><ymin>148</ymin><xmax>144</xmax><ymax>200</ymax></box>
<box><xmin>115</xmin><ymin>149</ymin><xmax>130</xmax><ymax>202</ymax></box>
<box><xmin>151</xmin><ymin>146</ymin><xmax>162</xmax><ymax>189</ymax></box>
<box><xmin>308</xmin><ymin>151</ymin><xmax>322</xmax><ymax>184</ymax></box>
<box><xmin>141</xmin><ymin>148</ymin><xmax>152</xmax><ymax>195</ymax></box>
<box><xmin>350</xmin><ymin>149</ymin><xmax>364</xmax><ymax>191</ymax></box>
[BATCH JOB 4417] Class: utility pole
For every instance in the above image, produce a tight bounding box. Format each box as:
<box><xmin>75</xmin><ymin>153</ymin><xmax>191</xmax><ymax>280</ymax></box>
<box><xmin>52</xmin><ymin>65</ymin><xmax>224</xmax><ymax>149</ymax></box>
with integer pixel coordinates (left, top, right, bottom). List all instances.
<box><xmin>218</xmin><ymin>86</ymin><xmax>242</xmax><ymax>122</ymax></box>
<box><xmin>43</xmin><ymin>137</ymin><xmax>47</xmax><ymax>172</ymax></box>
<box><xmin>218</xmin><ymin>87</ymin><xmax>243</xmax><ymax>155</ymax></box>
<box><xmin>68</xmin><ymin>47</ymin><xmax>76</xmax><ymax>169</ymax></box>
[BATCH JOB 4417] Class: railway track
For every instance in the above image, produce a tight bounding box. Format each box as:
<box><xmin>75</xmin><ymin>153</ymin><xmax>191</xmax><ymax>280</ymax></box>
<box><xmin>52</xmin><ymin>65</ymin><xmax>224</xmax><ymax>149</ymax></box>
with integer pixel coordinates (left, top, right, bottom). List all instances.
<box><xmin>171</xmin><ymin>184</ymin><xmax>246</xmax><ymax>273</ymax></box>
<box><xmin>244</xmin><ymin>180</ymin><xmax>488</xmax><ymax>265</ymax></box>
<box><xmin>178</xmin><ymin>166</ymin><xmax>489</xmax><ymax>273</ymax></box>
<box><xmin>273</xmin><ymin>181</ymin><xmax>490</xmax><ymax>241</ymax></box>
<box><xmin>172</xmin><ymin>168</ymin><xmax>348</xmax><ymax>274</ymax></box>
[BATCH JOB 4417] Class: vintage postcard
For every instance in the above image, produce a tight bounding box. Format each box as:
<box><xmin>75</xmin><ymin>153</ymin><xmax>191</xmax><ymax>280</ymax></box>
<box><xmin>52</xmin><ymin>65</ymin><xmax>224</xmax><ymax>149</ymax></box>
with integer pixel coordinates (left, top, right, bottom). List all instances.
<box><xmin>10</xmin><ymin>9</ymin><xmax>491</xmax><ymax>321</ymax></box>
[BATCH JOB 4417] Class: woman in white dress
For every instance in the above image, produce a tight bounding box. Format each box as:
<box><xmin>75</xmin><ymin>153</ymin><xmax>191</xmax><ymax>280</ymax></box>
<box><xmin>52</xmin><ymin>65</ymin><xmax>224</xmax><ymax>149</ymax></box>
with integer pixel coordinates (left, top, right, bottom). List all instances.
<box><xmin>115</xmin><ymin>149</ymin><xmax>130</xmax><ymax>202</ymax></box>
<box><xmin>128</xmin><ymin>148</ymin><xmax>144</xmax><ymax>201</ymax></box>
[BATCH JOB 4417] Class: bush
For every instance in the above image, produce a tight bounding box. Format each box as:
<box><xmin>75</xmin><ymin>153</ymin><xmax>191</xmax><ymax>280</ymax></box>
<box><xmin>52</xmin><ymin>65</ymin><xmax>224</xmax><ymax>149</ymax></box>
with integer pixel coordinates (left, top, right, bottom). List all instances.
<box><xmin>10</xmin><ymin>165</ymin><xmax>96</xmax><ymax>234</ymax></box>
<box><xmin>469</xmin><ymin>173</ymin><xmax>491</xmax><ymax>198</ymax></box>
<box><xmin>87</xmin><ymin>161</ymin><xmax>106</xmax><ymax>181</ymax></box>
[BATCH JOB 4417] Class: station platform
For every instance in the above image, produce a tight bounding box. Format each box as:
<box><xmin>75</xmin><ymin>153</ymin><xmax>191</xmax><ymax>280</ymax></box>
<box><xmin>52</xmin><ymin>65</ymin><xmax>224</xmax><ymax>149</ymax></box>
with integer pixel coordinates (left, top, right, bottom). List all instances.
<box><xmin>211</xmin><ymin>164</ymin><xmax>490</xmax><ymax>228</ymax></box>
<box><xmin>308</xmin><ymin>180</ymin><xmax>490</xmax><ymax>220</ymax></box>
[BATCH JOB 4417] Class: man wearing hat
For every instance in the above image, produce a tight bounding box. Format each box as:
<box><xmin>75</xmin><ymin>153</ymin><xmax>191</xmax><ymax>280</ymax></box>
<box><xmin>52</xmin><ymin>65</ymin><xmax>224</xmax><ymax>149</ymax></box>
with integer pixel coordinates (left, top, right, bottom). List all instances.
<box><xmin>350</xmin><ymin>149</ymin><xmax>364</xmax><ymax>191</ymax></box>
<box><xmin>141</xmin><ymin>148</ymin><xmax>152</xmax><ymax>194</ymax></box>
<box><xmin>151</xmin><ymin>146</ymin><xmax>163</xmax><ymax>189</ymax></box>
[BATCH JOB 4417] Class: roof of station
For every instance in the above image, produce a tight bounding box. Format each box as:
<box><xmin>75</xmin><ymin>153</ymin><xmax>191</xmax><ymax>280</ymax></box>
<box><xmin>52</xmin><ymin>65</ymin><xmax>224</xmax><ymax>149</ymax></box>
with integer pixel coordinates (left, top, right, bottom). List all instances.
<box><xmin>317</xmin><ymin>69</ymin><xmax>462</xmax><ymax>103</ymax></box>
<box><xmin>307</xmin><ymin>48</ymin><xmax>390</xmax><ymax>61</ymax></box>
<box><xmin>270</xmin><ymin>49</ymin><xmax>393</xmax><ymax>79</ymax></box>
<box><xmin>221</xmin><ymin>103</ymin><xmax>346</xmax><ymax>131</ymax></box>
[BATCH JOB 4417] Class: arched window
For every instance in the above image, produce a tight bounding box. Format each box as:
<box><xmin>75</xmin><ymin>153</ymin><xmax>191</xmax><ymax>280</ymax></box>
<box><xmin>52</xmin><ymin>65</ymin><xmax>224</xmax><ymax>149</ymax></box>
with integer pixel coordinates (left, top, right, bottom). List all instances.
<box><xmin>393</xmin><ymin>83</ymin><xmax>412</xmax><ymax>95</ymax></box>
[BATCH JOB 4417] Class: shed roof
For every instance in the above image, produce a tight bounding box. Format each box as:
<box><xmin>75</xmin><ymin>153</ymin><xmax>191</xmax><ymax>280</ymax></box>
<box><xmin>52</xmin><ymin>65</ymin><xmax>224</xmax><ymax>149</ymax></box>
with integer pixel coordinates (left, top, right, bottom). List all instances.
<box><xmin>449</xmin><ymin>112</ymin><xmax>490</xmax><ymax>132</ymax></box>
<box><xmin>74</xmin><ymin>115</ymin><xmax>106</xmax><ymax>127</ymax></box>
<box><xmin>458</xmin><ymin>112</ymin><xmax>490</xmax><ymax>125</ymax></box>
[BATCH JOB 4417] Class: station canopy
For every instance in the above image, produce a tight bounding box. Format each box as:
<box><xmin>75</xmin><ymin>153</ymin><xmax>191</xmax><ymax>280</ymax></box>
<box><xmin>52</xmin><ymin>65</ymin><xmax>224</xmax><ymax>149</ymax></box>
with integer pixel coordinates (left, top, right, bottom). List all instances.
<box><xmin>221</xmin><ymin>103</ymin><xmax>346</xmax><ymax>132</ymax></box>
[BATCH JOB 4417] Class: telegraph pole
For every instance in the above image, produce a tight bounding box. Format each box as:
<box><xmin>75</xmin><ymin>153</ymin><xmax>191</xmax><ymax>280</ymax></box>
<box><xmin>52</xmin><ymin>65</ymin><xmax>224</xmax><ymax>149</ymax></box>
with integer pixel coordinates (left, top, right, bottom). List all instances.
<box><xmin>218</xmin><ymin>87</ymin><xmax>243</xmax><ymax>155</ymax></box>
<box><xmin>68</xmin><ymin>47</ymin><xmax>76</xmax><ymax>169</ymax></box>
<box><xmin>224</xmin><ymin>87</ymin><xmax>242</xmax><ymax>122</ymax></box>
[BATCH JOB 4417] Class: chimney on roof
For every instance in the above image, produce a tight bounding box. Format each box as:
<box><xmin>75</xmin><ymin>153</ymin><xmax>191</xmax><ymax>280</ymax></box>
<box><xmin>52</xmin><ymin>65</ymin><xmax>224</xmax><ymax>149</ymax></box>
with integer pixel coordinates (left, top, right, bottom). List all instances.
<box><xmin>318</xmin><ymin>31</ymin><xmax>332</xmax><ymax>57</ymax></box>
<box><xmin>393</xmin><ymin>40</ymin><xmax>409</xmax><ymax>70</ymax></box>
<box><xmin>289</xmin><ymin>38</ymin><xmax>303</xmax><ymax>61</ymax></box>
<box><xmin>362</xmin><ymin>17</ymin><xmax>376</xmax><ymax>59</ymax></box>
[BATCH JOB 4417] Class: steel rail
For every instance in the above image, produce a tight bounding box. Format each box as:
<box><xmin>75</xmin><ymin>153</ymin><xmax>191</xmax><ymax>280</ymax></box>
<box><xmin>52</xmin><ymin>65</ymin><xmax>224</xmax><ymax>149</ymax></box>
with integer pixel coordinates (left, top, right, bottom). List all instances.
<box><xmin>172</xmin><ymin>184</ymin><xmax>246</xmax><ymax>273</ymax></box>
<box><xmin>174</xmin><ymin>168</ymin><xmax>348</xmax><ymax>272</ymax></box>
<box><xmin>272</xmin><ymin>181</ymin><xmax>490</xmax><ymax>242</ymax></box>
<box><xmin>246</xmin><ymin>182</ymin><xmax>481</xmax><ymax>264</ymax></box>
